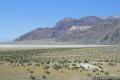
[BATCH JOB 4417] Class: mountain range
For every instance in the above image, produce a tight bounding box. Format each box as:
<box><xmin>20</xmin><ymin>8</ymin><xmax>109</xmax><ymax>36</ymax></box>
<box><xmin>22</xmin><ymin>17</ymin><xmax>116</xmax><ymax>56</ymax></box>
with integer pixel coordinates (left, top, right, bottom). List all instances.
<box><xmin>14</xmin><ymin>16</ymin><xmax>120</xmax><ymax>45</ymax></box>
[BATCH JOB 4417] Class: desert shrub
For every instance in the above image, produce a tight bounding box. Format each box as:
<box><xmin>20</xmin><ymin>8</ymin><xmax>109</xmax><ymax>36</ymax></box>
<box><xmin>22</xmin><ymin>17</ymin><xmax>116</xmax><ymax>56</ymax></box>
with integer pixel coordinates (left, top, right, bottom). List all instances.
<box><xmin>30</xmin><ymin>70</ymin><xmax>34</xmax><ymax>74</ymax></box>
<box><xmin>87</xmin><ymin>73</ymin><xmax>92</xmax><ymax>77</ymax></box>
<box><xmin>72</xmin><ymin>64</ymin><xmax>76</xmax><ymax>66</ymax></box>
<box><xmin>35</xmin><ymin>63</ymin><xmax>40</xmax><ymax>67</ymax></box>
<box><xmin>80</xmin><ymin>66</ymin><xmax>85</xmax><ymax>70</ymax></box>
<box><xmin>98</xmin><ymin>65</ymin><xmax>103</xmax><ymax>69</ymax></box>
<box><xmin>53</xmin><ymin>64</ymin><xmax>62</xmax><ymax>70</ymax></box>
<box><xmin>84</xmin><ymin>60</ymin><xmax>89</xmax><ymax>63</ymax></box>
<box><xmin>109</xmin><ymin>62</ymin><xmax>116</xmax><ymax>66</ymax></box>
<box><xmin>30</xmin><ymin>75</ymin><xmax>36</xmax><ymax>80</ymax></box>
<box><xmin>61</xmin><ymin>71</ymin><xmax>64</xmax><ymax>73</ymax></box>
<box><xmin>100</xmin><ymin>70</ymin><xmax>104</xmax><ymax>73</ymax></box>
<box><xmin>96</xmin><ymin>72</ymin><xmax>100</xmax><ymax>75</ymax></box>
<box><xmin>42</xmin><ymin>75</ymin><xmax>46</xmax><ymax>79</ymax></box>
<box><xmin>105</xmin><ymin>72</ymin><xmax>109</xmax><ymax>75</ymax></box>
<box><xmin>44</xmin><ymin>66</ymin><xmax>50</xmax><ymax>70</ymax></box>
<box><xmin>72</xmin><ymin>66</ymin><xmax>79</xmax><ymax>70</ymax></box>
<box><xmin>93</xmin><ymin>68</ymin><xmax>98</xmax><ymax>72</ymax></box>
<box><xmin>45</xmin><ymin>71</ymin><xmax>50</xmax><ymax>74</ymax></box>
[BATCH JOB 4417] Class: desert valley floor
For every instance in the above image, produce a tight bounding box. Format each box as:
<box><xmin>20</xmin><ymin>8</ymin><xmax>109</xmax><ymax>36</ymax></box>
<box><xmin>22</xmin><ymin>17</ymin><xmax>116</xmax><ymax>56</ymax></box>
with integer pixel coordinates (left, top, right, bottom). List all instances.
<box><xmin>0</xmin><ymin>45</ymin><xmax>120</xmax><ymax>80</ymax></box>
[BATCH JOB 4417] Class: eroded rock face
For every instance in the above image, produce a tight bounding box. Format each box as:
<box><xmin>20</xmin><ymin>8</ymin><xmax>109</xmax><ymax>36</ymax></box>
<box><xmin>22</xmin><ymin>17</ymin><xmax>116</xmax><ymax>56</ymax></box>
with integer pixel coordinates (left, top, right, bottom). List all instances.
<box><xmin>68</xmin><ymin>26</ymin><xmax>91</xmax><ymax>31</ymax></box>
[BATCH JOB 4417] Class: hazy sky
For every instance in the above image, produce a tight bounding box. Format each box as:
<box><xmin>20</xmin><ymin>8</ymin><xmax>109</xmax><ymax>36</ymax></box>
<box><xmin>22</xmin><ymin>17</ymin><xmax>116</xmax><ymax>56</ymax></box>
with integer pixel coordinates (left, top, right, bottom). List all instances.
<box><xmin>0</xmin><ymin>0</ymin><xmax>120</xmax><ymax>42</ymax></box>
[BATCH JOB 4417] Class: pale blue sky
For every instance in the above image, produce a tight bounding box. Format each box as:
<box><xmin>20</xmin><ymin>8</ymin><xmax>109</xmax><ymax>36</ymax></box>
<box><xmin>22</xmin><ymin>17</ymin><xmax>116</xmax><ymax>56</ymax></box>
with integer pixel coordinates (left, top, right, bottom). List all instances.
<box><xmin>0</xmin><ymin>0</ymin><xmax>120</xmax><ymax>42</ymax></box>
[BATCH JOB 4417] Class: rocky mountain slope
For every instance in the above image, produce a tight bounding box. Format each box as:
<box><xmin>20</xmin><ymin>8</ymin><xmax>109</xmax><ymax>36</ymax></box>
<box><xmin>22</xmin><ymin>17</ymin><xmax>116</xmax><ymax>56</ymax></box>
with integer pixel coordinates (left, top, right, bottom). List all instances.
<box><xmin>15</xmin><ymin>16</ymin><xmax>120</xmax><ymax>45</ymax></box>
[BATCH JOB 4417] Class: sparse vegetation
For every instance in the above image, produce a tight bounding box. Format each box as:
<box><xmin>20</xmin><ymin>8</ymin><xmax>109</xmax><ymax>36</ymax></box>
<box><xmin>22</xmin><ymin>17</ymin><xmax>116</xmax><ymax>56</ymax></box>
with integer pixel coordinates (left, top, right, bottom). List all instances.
<box><xmin>45</xmin><ymin>71</ymin><xmax>50</xmax><ymax>74</ymax></box>
<box><xmin>105</xmin><ymin>72</ymin><xmax>110</xmax><ymax>75</ymax></box>
<box><xmin>42</xmin><ymin>75</ymin><xmax>46</xmax><ymax>79</ymax></box>
<box><xmin>30</xmin><ymin>75</ymin><xmax>36</xmax><ymax>80</ymax></box>
<box><xmin>0</xmin><ymin>46</ymin><xmax>120</xmax><ymax>80</ymax></box>
<box><xmin>87</xmin><ymin>73</ymin><xmax>92</xmax><ymax>77</ymax></box>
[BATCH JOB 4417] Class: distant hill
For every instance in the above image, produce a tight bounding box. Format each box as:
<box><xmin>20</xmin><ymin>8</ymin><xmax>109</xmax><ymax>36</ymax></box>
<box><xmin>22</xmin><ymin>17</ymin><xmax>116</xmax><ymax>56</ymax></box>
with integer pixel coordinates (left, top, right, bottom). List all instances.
<box><xmin>15</xmin><ymin>16</ymin><xmax>120</xmax><ymax>45</ymax></box>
